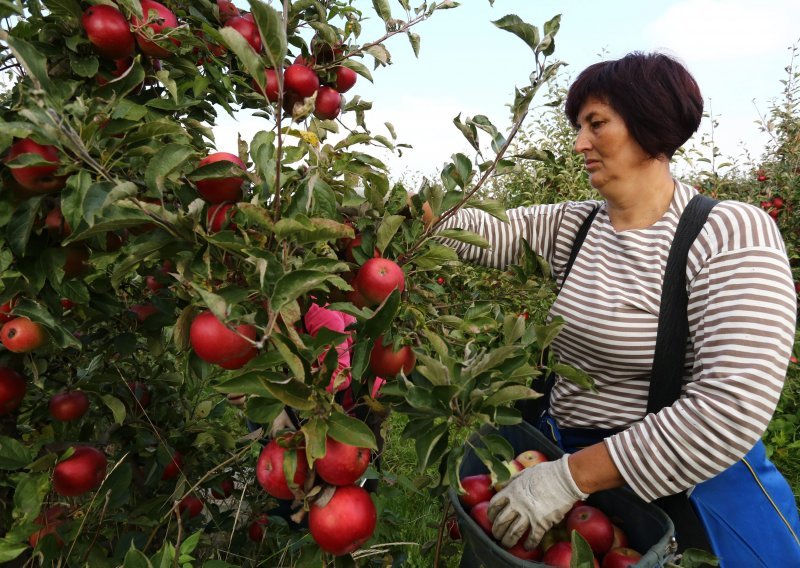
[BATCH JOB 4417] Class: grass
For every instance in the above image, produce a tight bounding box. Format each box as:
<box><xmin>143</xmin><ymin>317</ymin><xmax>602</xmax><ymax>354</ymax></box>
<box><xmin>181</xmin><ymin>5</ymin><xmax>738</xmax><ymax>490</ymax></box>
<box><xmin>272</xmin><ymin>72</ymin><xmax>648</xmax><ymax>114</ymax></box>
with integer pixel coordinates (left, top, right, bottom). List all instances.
<box><xmin>376</xmin><ymin>412</ymin><xmax>463</xmax><ymax>568</ymax></box>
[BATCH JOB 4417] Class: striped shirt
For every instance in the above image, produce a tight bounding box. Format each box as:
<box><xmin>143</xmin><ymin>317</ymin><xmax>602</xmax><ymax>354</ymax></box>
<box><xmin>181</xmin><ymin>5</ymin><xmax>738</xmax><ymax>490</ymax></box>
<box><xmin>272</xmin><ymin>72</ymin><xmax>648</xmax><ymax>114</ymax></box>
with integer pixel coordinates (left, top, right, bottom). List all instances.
<box><xmin>438</xmin><ymin>181</ymin><xmax>797</xmax><ymax>501</ymax></box>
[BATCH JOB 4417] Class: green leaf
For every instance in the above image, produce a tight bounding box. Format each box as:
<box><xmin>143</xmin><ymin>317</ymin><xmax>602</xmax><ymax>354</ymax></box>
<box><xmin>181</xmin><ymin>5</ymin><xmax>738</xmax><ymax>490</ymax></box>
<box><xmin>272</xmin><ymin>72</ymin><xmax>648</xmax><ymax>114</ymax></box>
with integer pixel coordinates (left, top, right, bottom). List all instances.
<box><xmin>5</xmin><ymin>35</ymin><xmax>51</xmax><ymax>91</ymax></box>
<box><xmin>219</xmin><ymin>26</ymin><xmax>265</xmax><ymax>90</ymax></box>
<box><xmin>435</xmin><ymin>228</ymin><xmax>489</xmax><ymax>248</ymax></box>
<box><xmin>12</xmin><ymin>299</ymin><xmax>81</xmax><ymax>349</ymax></box>
<box><xmin>484</xmin><ymin>385</ymin><xmax>541</xmax><ymax>407</ymax></box>
<box><xmin>264</xmin><ymin>378</ymin><xmax>316</xmax><ymax>411</ymax></box>
<box><xmin>364</xmin><ymin>44</ymin><xmax>391</xmax><ymax>67</ymax></box>
<box><xmin>412</xmin><ymin>242</ymin><xmax>459</xmax><ymax>270</ymax></box>
<box><xmin>102</xmin><ymin>461</ymin><xmax>132</xmax><ymax>508</ymax></box>
<box><xmin>453</xmin><ymin>114</ymin><xmax>479</xmax><ymax>152</ymax></box>
<box><xmin>0</xmin><ymin>541</ymin><xmax>27</xmax><ymax>564</ymax></box>
<box><xmin>101</xmin><ymin>394</ymin><xmax>127</xmax><ymax>425</ymax></box>
<box><xmin>270</xmin><ymin>270</ymin><xmax>329</xmax><ymax>312</ymax></box>
<box><xmin>144</xmin><ymin>143</ymin><xmax>194</xmax><ymax>193</ymax></box>
<box><xmin>123</xmin><ymin>545</ymin><xmax>153</xmax><ymax>568</ymax></box>
<box><xmin>250</xmin><ymin>0</ymin><xmax>287</xmax><ymax>73</ymax></box>
<box><xmin>534</xmin><ymin>317</ymin><xmax>565</xmax><ymax>351</ymax></box>
<box><xmin>0</xmin><ymin>435</ymin><xmax>32</xmax><ymax>470</ymax></box>
<box><xmin>340</xmin><ymin>58</ymin><xmax>373</xmax><ymax>83</ymax></box>
<box><xmin>375</xmin><ymin>214</ymin><xmax>404</xmax><ymax>254</ymax></box>
<box><xmin>245</xmin><ymin>396</ymin><xmax>284</xmax><ymax>424</ymax></box>
<box><xmin>216</xmin><ymin>373</ymin><xmax>273</xmax><ymax>397</ymax></box>
<box><xmin>328</xmin><ymin>412</ymin><xmax>377</xmax><ymax>450</ymax></box>
<box><xmin>43</xmin><ymin>0</ymin><xmax>82</xmax><ymax>18</ymax></box>
<box><xmin>480</xmin><ymin>434</ymin><xmax>515</xmax><ymax>461</ymax></box>
<box><xmin>551</xmin><ymin>363</ymin><xmax>595</xmax><ymax>391</ymax></box>
<box><xmin>414</xmin><ymin>353</ymin><xmax>450</xmax><ymax>386</ymax></box>
<box><xmin>407</xmin><ymin>32</ymin><xmax>420</xmax><ymax>57</ymax></box>
<box><xmin>464</xmin><ymin>198</ymin><xmax>508</xmax><ymax>222</ymax></box>
<box><xmin>13</xmin><ymin>473</ymin><xmax>47</xmax><ymax>518</ymax></box>
<box><xmin>492</xmin><ymin>14</ymin><xmax>539</xmax><ymax>52</ymax></box>
<box><xmin>415</xmin><ymin>421</ymin><xmax>448</xmax><ymax>471</ymax></box>
<box><xmin>678</xmin><ymin>549</ymin><xmax>721</xmax><ymax>568</ymax></box>
<box><xmin>512</xmin><ymin>85</ymin><xmax>536</xmax><ymax>124</ymax></box>
<box><xmin>372</xmin><ymin>0</ymin><xmax>392</xmax><ymax>22</ymax></box>
<box><xmin>570</xmin><ymin>530</ymin><xmax>596</xmax><ymax>567</ymax></box>
<box><xmin>362</xmin><ymin>289</ymin><xmax>401</xmax><ymax>339</ymax></box>
<box><xmin>6</xmin><ymin>196</ymin><xmax>42</xmax><ymax>257</ymax></box>
<box><xmin>302</xmin><ymin>416</ymin><xmax>329</xmax><ymax>466</ymax></box>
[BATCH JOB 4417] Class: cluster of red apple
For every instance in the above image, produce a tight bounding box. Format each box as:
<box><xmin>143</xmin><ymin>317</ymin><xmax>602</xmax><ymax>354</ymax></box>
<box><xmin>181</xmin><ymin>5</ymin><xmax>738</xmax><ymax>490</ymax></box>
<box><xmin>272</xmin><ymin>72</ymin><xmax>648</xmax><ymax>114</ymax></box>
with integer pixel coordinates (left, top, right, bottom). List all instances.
<box><xmin>759</xmin><ymin>195</ymin><xmax>787</xmax><ymax>221</ymax></box>
<box><xmin>457</xmin><ymin>450</ymin><xmax>643</xmax><ymax>567</ymax></box>
<box><xmin>256</xmin><ymin>432</ymin><xmax>377</xmax><ymax>556</ymax></box>
<box><xmin>81</xmin><ymin>1</ymin><xmax>356</xmax><ymax>122</ymax></box>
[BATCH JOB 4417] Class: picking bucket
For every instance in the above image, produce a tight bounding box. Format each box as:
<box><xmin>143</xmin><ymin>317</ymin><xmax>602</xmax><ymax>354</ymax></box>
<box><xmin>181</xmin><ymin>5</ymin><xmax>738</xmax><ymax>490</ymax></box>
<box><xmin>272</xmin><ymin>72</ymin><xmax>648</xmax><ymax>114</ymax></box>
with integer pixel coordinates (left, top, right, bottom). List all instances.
<box><xmin>449</xmin><ymin>422</ymin><xmax>676</xmax><ymax>567</ymax></box>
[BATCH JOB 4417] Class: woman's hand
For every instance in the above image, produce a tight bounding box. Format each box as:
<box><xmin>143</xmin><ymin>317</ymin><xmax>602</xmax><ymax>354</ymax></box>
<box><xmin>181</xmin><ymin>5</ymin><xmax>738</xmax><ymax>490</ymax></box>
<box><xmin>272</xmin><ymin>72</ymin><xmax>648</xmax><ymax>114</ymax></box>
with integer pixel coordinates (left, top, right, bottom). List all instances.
<box><xmin>269</xmin><ymin>409</ymin><xmax>296</xmax><ymax>437</ymax></box>
<box><xmin>487</xmin><ymin>455</ymin><xmax>588</xmax><ymax>549</ymax></box>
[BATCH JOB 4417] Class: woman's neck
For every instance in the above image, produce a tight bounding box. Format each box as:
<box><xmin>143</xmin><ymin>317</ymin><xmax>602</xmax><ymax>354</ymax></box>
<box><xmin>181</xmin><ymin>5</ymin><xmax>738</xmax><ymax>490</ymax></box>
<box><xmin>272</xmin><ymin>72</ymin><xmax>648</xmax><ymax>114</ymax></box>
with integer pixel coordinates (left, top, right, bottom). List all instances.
<box><xmin>604</xmin><ymin>165</ymin><xmax>675</xmax><ymax>232</ymax></box>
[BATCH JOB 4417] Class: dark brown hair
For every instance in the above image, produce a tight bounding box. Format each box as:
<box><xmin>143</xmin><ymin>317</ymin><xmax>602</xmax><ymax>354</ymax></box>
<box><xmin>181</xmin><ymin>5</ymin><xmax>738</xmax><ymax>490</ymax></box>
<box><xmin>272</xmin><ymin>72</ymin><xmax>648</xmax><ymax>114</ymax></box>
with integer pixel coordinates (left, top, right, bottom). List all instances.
<box><xmin>565</xmin><ymin>52</ymin><xmax>703</xmax><ymax>159</ymax></box>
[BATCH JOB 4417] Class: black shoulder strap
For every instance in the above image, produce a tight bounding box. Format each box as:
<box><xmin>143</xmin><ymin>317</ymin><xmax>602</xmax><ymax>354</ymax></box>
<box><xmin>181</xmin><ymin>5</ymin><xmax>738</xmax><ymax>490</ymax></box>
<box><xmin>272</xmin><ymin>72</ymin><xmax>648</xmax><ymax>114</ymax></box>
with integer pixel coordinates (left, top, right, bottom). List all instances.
<box><xmin>560</xmin><ymin>204</ymin><xmax>601</xmax><ymax>292</ymax></box>
<box><xmin>647</xmin><ymin>194</ymin><xmax>718</xmax><ymax>414</ymax></box>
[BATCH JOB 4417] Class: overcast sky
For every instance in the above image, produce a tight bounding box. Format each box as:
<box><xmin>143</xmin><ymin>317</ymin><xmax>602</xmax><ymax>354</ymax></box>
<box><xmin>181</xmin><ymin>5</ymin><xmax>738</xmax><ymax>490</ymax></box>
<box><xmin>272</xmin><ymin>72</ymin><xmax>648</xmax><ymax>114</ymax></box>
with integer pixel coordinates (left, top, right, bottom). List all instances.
<box><xmin>214</xmin><ymin>0</ymin><xmax>800</xmax><ymax>183</ymax></box>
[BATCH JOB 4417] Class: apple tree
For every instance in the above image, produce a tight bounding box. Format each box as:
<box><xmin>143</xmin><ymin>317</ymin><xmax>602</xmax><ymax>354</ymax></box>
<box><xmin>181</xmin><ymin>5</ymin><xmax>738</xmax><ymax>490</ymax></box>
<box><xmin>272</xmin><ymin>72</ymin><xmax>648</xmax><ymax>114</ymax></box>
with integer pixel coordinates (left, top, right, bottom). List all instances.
<box><xmin>0</xmin><ymin>0</ymin><xmax>570</xmax><ymax>565</ymax></box>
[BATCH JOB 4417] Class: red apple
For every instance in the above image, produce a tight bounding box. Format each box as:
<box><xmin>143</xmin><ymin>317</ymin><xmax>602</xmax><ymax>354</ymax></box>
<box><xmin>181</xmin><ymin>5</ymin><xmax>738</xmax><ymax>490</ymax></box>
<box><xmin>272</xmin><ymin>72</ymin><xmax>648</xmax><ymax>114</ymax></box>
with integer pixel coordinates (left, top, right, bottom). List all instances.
<box><xmin>506</xmin><ymin>530</ymin><xmax>543</xmax><ymax>561</ymax></box>
<box><xmin>308</xmin><ymin>485</ymin><xmax>377</xmax><ymax>556</ymax></box>
<box><xmin>542</xmin><ymin>541</ymin><xmax>599</xmax><ymax>568</ymax></box>
<box><xmin>0</xmin><ymin>368</ymin><xmax>26</xmax><ymax>416</ymax></box>
<box><xmin>602</xmin><ymin>547</ymin><xmax>643</xmax><ymax>568</ymax></box>
<box><xmin>206</xmin><ymin>203</ymin><xmax>237</xmax><ymax>233</ymax></box>
<box><xmin>49</xmin><ymin>391</ymin><xmax>90</xmax><ymax>422</ymax></box>
<box><xmin>314</xmin><ymin>86</ymin><xmax>342</xmax><ymax>120</ymax></box>
<box><xmin>284</xmin><ymin>63</ymin><xmax>319</xmax><ymax>98</ymax></box>
<box><xmin>52</xmin><ymin>446</ymin><xmax>107</xmax><ymax>496</ymax></box>
<box><xmin>566</xmin><ymin>504</ymin><xmax>614</xmax><ymax>557</ymax></box>
<box><xmin>344</xmin><ymin>234</ymin><xmax>380</xmax><ymax>263</ymax></box>
<box><xmin>217</xmin><ymin>0</ymin><xmax>240</xmax><ymax>22</ymax></box>
<box><xmin>335</xmin><ymin>66</ymin><xmax>357</xmax><ymax>93</ymax></box>
<box><xmin>210</xmin><ymin>477</ymin><xmax>235</xmax><ymax>499</ymax></box>
<box><xmin>195</xmin><ymin>152</ymin><xmax>247</xmax><ymax>203</ymax></box>
<box><xmin>178</xmin><ymin>495</ymin><xmax>204</xmax><ymax>518</ymax></box>
<box><xmin>29</xmin><ymin>505</ymin><xmax>69</xmax><ymax>548</ymax></box>
<box><xmin>469</xmin><ymin>500</ymin><xmax>493</xmax><ymax>536</ymax></box>
<box><xmin>0</xmin><ymin>299</ymin><xmax>14</xmax><ymax>323</ymax></box>
<box><xmin>132</xmin><ymin>0</ymin><xmax>180</xmax><ymax>58</ymax></box>
<box><xmin>458</xmin><ymin>473</ymin><xmax>495</xmax><ymax>510</ymax></box>
<box><xmin>62</xmin><ymin>245</ymin><xmax>90</xmax><ymax>278</ymax></box>
<box><xmin>189</xmin><ymin>311</ymin><xmax>258</xmax><ymax>370</ymax></box>
<box><xmin>610</xmin><ymin>524</ymin><xmax>629</xmax><ymax>549</ymax></box>
<box><xmin>45</xmin><ymin>206</ymin><xmax>71</xmax><ymax>238</ymax></box>
<box><xmin>161</xmin><ymin>451</ymin><xmax>183</xmax><ymax>481</ymax></box>
<box><xmin>5</xmin><ymin>138</ymin><xmax>67</xmax><ymax>193</ymax></box>
<box><xmin>81</xmin><ymin>4</ymin><xmax>135</xmax><ymax>60</ymax></box>
<box><xmin>515</xmin><ymin>449</ymin><xmax>549</xmax><ymax>468</ymax></box>
<box><xmin>254</xmin><ymin>67</ymin><xmax>280</xmax><ymax>102</ymax></box>
<box><xmin>355</xmin><ymin>258</ymin><xmax>405</xmax><ymax>306</ymax></box>
<box><xmin>446</xmin><ymin>516</ymin><xmax>461</xmax><ymax>540</ymax></box>
<box><xmin>256</xmin><ymin>434</ymin><xmax>309</xmax><ymax>500</ymax></box>
<box><xmin>127</xmin><ymin>381</ymin><xmax>151</xmax><ymax>410</ymax></box>
<box><xmin>1</xmin><ymin>317</ymin><xmax>48</xmax><ymax>353</ymax></box>
<box><xmin>224</xmin><ymin>15</ymin><xmax>262</xmax><ymax>52</ymax></box>
<box><xmin>130</xmin><ymin>302</ymin><xmax>158</xmax><ymax>323</ymax></box>
<box><xmin>772</xmin><ymin>196</ymin><xmax>785</xmax><ymax>208</ymax></box>
<box><xmin>314</xmin><ymin>436</ymin><xmax>371</xmax><ymax>486</ymax></box>
<box><xmin>248</xmin><ymin>513</ymin><xmax>269</xmax><ymax>541</ymax></box>
<box><xmin>369</xmin><ymin>336</ymin><xmax>416</xmax><ymax>377</ymax></box>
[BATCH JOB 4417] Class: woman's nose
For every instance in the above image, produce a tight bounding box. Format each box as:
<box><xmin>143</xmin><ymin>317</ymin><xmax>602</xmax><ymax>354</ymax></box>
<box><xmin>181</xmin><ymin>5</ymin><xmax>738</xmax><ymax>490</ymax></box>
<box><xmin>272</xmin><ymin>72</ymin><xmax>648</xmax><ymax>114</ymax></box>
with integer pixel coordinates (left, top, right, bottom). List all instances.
<box><xmin>573</xmin><ymin>129</ymin><xmax>590</xmax><ymax>153</ymax></box>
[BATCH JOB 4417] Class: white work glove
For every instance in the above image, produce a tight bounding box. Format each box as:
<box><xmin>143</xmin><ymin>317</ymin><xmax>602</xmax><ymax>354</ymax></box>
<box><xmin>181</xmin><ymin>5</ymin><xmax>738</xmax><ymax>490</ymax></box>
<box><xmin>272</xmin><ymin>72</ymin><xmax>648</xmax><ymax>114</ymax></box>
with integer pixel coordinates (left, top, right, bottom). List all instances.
<box><xmin>268</xmin><ymin>409</ymin><xmax>296</xmax><ymax>437</ymax></box>
<box><xmin>488</xmin><ymin>455</ymin><xmax>588</xmax><ymax>549</ymax></box>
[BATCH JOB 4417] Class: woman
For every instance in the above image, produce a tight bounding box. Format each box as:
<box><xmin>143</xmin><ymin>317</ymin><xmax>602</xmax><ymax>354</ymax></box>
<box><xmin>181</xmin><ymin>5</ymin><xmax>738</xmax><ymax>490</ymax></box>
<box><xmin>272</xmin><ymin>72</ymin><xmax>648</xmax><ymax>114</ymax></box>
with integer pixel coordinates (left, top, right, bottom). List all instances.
<box><xmin>439</xmin><ymin>52</ymin><xmax>800</xmax><ymax>563</ymax></box>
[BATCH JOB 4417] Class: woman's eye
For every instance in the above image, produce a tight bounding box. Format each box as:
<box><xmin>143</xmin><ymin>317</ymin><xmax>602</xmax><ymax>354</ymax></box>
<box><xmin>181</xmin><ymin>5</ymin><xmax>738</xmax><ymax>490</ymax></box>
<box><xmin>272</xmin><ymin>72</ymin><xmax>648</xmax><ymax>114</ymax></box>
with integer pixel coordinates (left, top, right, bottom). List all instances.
<box><xmin>591</xmin><ymin>121</ymin><xmax>603</xmax><ymax>129</ymax></box>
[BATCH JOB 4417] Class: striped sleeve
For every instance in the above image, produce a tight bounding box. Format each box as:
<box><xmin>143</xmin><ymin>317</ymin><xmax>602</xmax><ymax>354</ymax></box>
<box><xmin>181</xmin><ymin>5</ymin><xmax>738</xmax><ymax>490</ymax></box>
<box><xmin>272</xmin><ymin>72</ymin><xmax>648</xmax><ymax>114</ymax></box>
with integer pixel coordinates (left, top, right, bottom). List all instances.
<box><xmin>605</xmin><ymin>202</ymin><xmax>797</xmax><ymax>502</ymax></box>
<box><xmin>435</xmin><ymin>201</ymin><xmax>601</xmax><ymax>272</ymax></box>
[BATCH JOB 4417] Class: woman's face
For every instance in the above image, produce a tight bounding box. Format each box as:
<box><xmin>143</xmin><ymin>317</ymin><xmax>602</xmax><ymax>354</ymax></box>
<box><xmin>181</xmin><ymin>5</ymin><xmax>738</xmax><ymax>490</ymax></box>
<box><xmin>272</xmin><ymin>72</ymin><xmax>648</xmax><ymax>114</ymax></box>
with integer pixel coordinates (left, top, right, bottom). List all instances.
<box><xmin>573</xmin><ymin>96</ymin><xmax>652</xmax><ymax>193</ymax></box>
